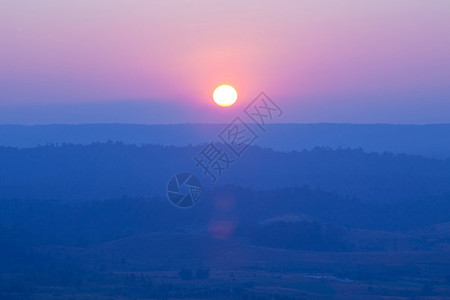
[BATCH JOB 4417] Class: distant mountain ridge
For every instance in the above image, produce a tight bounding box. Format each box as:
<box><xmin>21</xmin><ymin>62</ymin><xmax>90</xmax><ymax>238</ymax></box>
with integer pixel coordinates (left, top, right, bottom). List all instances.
<box><xmin>1</xmin><ymin>123</ymin><xmax>449</xmax><ymax>158</ymax></box>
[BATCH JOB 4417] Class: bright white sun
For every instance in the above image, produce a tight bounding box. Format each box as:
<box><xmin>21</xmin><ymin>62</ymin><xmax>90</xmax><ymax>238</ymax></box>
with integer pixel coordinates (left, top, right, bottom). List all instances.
<box><xmin>213</xmin><ymin>85</ymin><xmax>237</xmax><ymax>107</ymax></box>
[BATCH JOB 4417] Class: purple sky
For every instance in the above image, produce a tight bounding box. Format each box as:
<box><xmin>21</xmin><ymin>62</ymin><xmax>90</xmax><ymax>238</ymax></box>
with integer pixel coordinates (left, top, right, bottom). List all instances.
<box><xmin>1</xmin><ymin>0</ymin><xmax>449</xmax><ymax>124</ymax></box>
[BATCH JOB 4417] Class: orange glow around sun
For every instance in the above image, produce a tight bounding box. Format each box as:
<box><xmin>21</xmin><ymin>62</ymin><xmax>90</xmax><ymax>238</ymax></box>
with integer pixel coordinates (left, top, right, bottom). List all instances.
<box><xmin>213</xmin><ymin>85</ymin><xmax>237</xmax><ymax>107</ymax></box>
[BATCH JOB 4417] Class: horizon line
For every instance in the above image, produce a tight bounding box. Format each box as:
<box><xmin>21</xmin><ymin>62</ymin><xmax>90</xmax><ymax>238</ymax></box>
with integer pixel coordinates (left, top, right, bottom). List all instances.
<box><xmin>1</xmin><ymin>122</ymin><xmax>450</xmax><ymax>127</ymax></box>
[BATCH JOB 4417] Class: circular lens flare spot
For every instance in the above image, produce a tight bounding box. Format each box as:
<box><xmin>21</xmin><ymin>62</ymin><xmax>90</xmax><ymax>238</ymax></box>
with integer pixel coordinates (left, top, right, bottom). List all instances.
<box><xmin>213</xmin><ymin>85</ymin><xmax>237</xmax><ymax>107</ymax></box>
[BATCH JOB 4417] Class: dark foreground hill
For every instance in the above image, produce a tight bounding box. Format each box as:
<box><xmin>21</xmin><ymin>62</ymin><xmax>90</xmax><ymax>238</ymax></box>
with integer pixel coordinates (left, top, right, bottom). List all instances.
<box><xmin>2</xmin><ymin>188</ymin><xmax>450</xmax><ymax>299</ymax></box>
<box><xmin>1</xmin><ymin>187</ymin><xmax>450</xmax><ymax>247</ymax></box>
<box><xmin>1</xmin><ymin>123</ymin><xmax>450</xmax><ymax>158</ymax></box>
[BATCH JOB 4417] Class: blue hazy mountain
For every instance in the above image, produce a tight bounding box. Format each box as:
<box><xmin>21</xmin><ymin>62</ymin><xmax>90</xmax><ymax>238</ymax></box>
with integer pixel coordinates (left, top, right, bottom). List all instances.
<box><xmin>1</xmin><ymin>123</ymin><xmax>450</xmax><ymax>158</ymax></box>
<box><xmin>1</xmin><ymin>126</ymin><xmax>450</xmax><ymax>298</ymax></box>
<box><xmin>0</xmin><ymin>143</ymin><xmax>449</xmax><ymax>202</ymax></box>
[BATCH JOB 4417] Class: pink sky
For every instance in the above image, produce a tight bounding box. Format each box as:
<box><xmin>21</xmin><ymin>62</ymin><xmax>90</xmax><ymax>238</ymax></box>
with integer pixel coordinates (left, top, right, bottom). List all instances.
<box><xmin>1</xmin><ymin>0</ymin><xmax>449</xmax><ymax>124</ymax></box>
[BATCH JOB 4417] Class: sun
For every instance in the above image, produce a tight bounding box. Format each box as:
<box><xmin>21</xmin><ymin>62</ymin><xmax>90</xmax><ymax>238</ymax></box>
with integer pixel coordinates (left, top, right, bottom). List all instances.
<box><xmin>213</xmin><ymin>85</ymin><xmax>237</xmax><ymax>107</ymax></box>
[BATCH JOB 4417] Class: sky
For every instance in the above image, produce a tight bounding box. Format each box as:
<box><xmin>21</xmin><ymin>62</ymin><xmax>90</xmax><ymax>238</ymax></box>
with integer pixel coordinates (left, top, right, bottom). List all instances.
<box><xmin>0</xmin><ymin>0</ymin><xmax>449</xmax><ymax>124</ymax></box>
